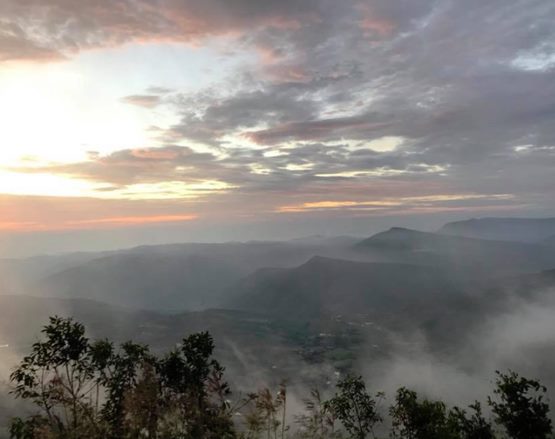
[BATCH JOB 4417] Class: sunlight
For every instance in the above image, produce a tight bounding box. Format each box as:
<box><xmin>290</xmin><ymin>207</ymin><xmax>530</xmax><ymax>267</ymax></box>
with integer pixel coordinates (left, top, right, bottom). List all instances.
<box><xmin>0</xmin><ymin>171</ymin><xmax>233</xmax><ymax>200</ymax></box>
<box><xmin>0</xmin><ymin>171</ymin><xmax>104</xmax><ymax>197</ymax></box>
<box><xmin>0</xmin><ymin>59</ymin><xmax>155</xmax><ymax>166</ymax></box>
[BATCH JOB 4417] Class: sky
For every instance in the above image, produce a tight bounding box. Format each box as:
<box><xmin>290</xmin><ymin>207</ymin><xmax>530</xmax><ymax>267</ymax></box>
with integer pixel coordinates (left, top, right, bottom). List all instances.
<box><xmin>1</xmin><ymin>0</ymin><xmax>555</xmax><ymax>256</ymax></box>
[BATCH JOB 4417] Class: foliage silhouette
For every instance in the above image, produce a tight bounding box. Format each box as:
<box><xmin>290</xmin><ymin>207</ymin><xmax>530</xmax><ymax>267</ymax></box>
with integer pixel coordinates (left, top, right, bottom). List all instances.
<box><xmin>488</xmin><ymin>370</ymin><xmax>552</xmax><ymax>439</ymax></box>
<box><xmin>9</xmin><ymin>317</ymin><xmax>234</xmax><ymax>439</ymax></box>
<box><xmin>324</xmin><ymin>375</ymin><xmax>382</xmax><ymax>439</ymax></box>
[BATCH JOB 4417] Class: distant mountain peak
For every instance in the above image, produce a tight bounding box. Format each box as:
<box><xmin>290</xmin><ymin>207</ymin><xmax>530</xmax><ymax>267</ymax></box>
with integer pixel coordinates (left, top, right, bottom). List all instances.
<box><xmin>388</xmin><ymin>226</ymin><xmax>413</xmax><ymax>231</ymax></box>
<box><xmin>355</xmin><ymin>227</ymin><xmax>435</xmax><ymax>250</ymax></box>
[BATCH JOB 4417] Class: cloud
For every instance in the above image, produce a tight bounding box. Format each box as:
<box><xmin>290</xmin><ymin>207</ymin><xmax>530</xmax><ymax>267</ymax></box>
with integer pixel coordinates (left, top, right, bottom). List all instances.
<box><xmin>0</xmin><ymin>220</ymin><xmax>43</xmax><ymax>232</ymax></box>
<box><xmin>243</xmin><ymin>118</ymin><xmax>390</xmax><ymax>145</ymax></box>
<box><xmin>66</xmin><ymin>214</ymin><xmax>197</xmax><ymax>228</ymax></box>
<box><xmin>0</xmin><ymin>194</ymin><xmax>200</xmax><ymax>233</ymax></box>
<box><xmin>121</xmin><ymin>95</ymin><xmax>162</xmax><ymax>108</ymax></box>
<box><xmin>0</xmin><ymin>0</ymin><xmax>325</xmax><ymax>62</ymax></box>
<box><xmin>6</xmin><ymin>142</ymin><xmax>448</xmax><ymax>198</ymax></box>
<box><xmin>9</xmin><ymin>146</ymin><xmax>218</xmax><ymax>185</ymax></box>
<box><xmin>159</xmin><ymin>0</ymin><xmax>555</xmax><ymax>211</ymax></box>
<box><xmin>3</xmin><ymin>0</ymin><xmax>555</xmax><ymax>231</ymax></box>
<box><xmin>0</xmin><ymin>23</ymin><xmax>63</xmax><ymax>62</ymax></box>
<box><xmin>367</xmin><ymin>288</ymin><xmax>555</xmax><ymax>407</ymax></box>
<box><xmin>277</xmin><ymin>194</ymin><xmax>515</xmax><ymax>213</ymax></box>
<box><xmin>0</xmin><ymin>215</ymin><xmax>197</xmax><ymax>232</ymax></box>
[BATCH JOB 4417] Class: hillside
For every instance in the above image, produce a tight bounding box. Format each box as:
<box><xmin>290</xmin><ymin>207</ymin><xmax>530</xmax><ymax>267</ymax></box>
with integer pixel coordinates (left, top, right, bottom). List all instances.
<box><xmin>439</xmin><ymin>217</ymin><xmax>555</xmax><ymax>243</ymax></box>
<box><xmin>226</xmin><ymin>256</ymin><xmax>489</xmax><ymax>343</ymax></box>
<box><xmin>38</xmin><ymin>253</ymin><xmax>242</xmax><ymax>311</ymax></box>
<box><xmin>485</xmin><ymin>268</ymin><xmax>555</xmax><ymax>301</ymax></box>
<box><xmin>23</xmin><ymin>240</ymin><xmax>357</xmax><ymax>311</ymax></box>
<box><xmin>355</xmin><ymin>227</ymin><xmax>555</xmax><ymax>276</ymax></box>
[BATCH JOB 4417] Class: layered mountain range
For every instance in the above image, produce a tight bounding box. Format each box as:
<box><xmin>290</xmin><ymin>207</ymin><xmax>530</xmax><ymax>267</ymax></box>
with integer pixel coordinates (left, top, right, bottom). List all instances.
<box><xmin>2</xmin><ymin>217</ymin><xmax>555</xmax><ymax>393</ymax></box>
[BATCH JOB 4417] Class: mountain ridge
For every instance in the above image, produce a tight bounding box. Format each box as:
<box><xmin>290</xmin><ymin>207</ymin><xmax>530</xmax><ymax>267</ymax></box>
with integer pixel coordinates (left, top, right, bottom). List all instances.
<box><xmin>439</xmin><ymin>217</ymin><xmax>555</xmax><ymax>242</ymax></box>
<box><xmin>354</xmin><ymin>227</ymin><xmax>555</xmax><ymax>276</ymax></box>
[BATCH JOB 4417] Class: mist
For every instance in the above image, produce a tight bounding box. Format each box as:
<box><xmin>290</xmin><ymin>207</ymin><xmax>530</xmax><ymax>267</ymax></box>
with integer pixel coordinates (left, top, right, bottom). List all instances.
<box><xmin>361</xmin><ymin>287</ymin><xmax>555</xmax><ymax>409</ymax></box>
<box><xmin>2</xmin><ymin>216</ymin><xmax>555</xmax><ymax>436</ymax></box>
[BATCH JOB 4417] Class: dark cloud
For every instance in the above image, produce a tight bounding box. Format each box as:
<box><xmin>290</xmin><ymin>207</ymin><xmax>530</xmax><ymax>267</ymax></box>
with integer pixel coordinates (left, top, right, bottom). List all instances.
<box><xmin>243</xmin><ymin>117</ymin><xmax>390</xmax><ymax>145</ymax></box>
<box><xmin>0</xmin><ymin>0</ymin><xmax>325</xmax><ymax>62</ymax></box>
<box><xmin>150</xmin><ymin>0</ymin><xmax>555</xmax><ymax>212</ymax></box>
<box><xmin>0</xmin><ymin>22</ymin><xmax>63</xmax><ymax>61</ymax></box>
<box><xmin>166</xmin><ymin>86</ymin><xmax>321</xmax><ymax>146</ymax></box>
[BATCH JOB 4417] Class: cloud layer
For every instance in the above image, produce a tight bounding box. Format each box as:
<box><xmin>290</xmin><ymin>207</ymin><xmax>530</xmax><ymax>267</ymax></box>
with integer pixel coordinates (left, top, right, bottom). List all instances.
<box><xmin>1</xmin><ymin>0</ymin><xmax>555</xmax><ymax>236</ymax></box>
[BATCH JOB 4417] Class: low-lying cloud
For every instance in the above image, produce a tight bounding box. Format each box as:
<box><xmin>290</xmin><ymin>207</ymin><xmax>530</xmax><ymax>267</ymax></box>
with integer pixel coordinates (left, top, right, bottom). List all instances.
<box><xmin>364</xmin><ymin>288</ymin><xmax>555</xmax><ymax>408</ymax></box>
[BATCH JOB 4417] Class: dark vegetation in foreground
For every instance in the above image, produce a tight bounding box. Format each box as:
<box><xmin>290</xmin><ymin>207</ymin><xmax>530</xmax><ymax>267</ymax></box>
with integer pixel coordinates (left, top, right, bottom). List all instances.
<box><xmin>4</xmin><ymin>317</ymin><xmax>553</xmax><ymax>439</ymax></box>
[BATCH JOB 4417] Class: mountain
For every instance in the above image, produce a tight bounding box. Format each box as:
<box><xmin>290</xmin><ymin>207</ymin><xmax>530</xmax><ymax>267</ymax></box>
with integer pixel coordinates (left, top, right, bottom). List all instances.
<box><xmin>38</xmin><ymin>252</ymin><xmax>243</xmax><ymax>311</ymax></box>
<box><xmin>0</xmin><ymin>251</ymin><xmax>114</xmax><ymax>293</ymax></box>
<box><xmin>486</xmin><ymin>268</ymin><xmax>555</xmax><ymax>300</ymax></box>
<box><xmin>439</xmin><ymin>217</ymin><xmax>555</xmax><ymax>243</ymax></box>
<box><xmin>227</xmin><ymin>256</ymin><xmax>486</xmax><ymax>339</ymax></box>
<box><xmin>355</xmin><ymin>227</ymin><xmax>555</xmax><ymax>276</ymax></box>
<box><xmin>16</xmin><ymin>240</ymin><xmax>358</xmax><ymax>311</ymax></box>
<box><xmin>12</xmin><ymin>229</ymin><xmax>555</xmax><ymax>313</ymax></box>
<box><xmin>228</xmin><ymin>252</ymin><xmax>555</xmax><ymax>356</ymax></box>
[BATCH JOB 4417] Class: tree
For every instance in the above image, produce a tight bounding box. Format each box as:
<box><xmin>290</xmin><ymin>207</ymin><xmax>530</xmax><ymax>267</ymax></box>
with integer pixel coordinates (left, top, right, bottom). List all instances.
<box><xmin>157</xmin><ymin>331</ymin><xmax>236</xmax><ymax>438</ymax></box>
<box><xmin>389</xmin><ymin>388</ymin><xmax>458</xmax><ymax>439</ymax></box>
<box><xmin>295</xmin><ymin>389</ymin><xmax>338</xmax><ymax>439</ymax></box>
<box><xmin>9</xmin><ymin>317</ymin><xmax>236</xmax><ymax>439</ymax></box>
<box><xmin>324</xmin><ymin>375</ymin><xmax>382</xmax><ymax>439</ymax></box>
<box><xmin>448</xmin><ymin>402</ymin><xmax>495</xmax><ymax>439</ymax></box>
<box><xmin>100</xmin><ymin>340</ymin><xmax>154</xmax><ymax>438</ymax></box>
<box><xmin>8</xmin><ymin>317</ymin><xmax>555</xmax><ymax>439</ymax></box>
<box><xmin>488</xmin><ymin>370</ymin><xmax>552</xmax><ymax>439</ymax></box>
<box><xmin>10</xmin><ymin>316</ymin><xmax>107</xmax><ymax>438</ymax></box>
<box><xmin>239</xmin><ymin>383</ymin><xmax>288</xmax><ymax>439</ymax></box>
<box><xmin>121</xmin><ymin>361</ymin><xmax>160</xmax><ymax>438</ymax></box>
